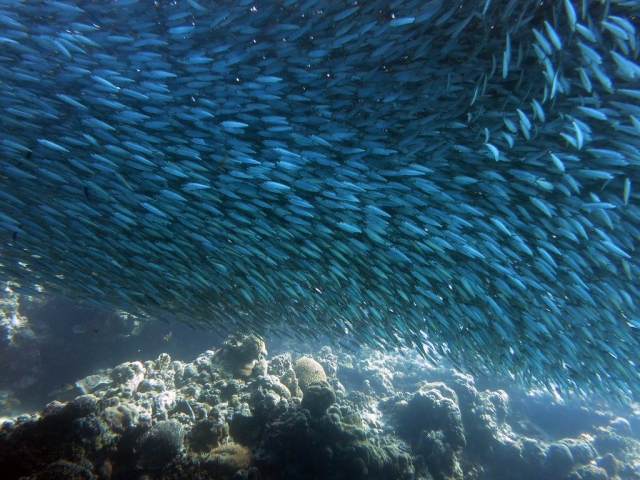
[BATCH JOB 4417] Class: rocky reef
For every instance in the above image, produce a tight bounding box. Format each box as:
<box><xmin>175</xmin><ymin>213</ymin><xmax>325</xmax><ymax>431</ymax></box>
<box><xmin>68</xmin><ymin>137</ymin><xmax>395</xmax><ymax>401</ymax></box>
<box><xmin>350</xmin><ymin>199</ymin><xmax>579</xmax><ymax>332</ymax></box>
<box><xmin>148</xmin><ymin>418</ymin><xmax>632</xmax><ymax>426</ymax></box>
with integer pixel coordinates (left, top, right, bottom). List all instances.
<box><xmin>0</xmin><ymin>333</ymin><xmax>638</xmax><ymax>480</ymax></box>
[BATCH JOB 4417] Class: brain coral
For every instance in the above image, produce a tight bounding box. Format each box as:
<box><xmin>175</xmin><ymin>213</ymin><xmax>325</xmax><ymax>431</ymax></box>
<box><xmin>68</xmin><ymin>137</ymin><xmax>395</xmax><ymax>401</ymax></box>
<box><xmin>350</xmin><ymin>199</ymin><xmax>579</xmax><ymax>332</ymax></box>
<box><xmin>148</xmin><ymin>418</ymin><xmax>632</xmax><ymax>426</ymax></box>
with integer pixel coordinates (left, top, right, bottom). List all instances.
<box><xmin>294</xmin><ymin>357</ymin><xmax>327</xmax><ymax>393</ymax></box>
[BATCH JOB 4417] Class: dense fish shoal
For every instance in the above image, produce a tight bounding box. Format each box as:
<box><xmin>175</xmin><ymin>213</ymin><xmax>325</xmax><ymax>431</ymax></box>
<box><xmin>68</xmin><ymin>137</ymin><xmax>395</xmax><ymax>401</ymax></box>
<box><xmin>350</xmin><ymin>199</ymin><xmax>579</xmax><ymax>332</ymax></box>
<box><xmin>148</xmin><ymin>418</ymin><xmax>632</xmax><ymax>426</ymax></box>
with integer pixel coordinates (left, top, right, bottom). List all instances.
<box><xmin>1</xmin><ymin>0</ymin><xmax>640</xmax><ymax>399</ymax></box>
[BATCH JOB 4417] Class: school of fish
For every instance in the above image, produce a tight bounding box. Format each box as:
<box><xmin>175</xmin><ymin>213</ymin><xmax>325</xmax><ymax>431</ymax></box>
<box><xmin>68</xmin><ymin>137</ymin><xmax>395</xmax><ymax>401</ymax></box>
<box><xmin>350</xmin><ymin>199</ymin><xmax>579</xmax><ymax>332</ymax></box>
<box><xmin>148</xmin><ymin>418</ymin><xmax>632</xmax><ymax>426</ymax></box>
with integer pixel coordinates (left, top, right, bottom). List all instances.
<box><xmin>1</xmin><ymin>0</ymin><xmax>639</xmax><ymax>399</ymax></box>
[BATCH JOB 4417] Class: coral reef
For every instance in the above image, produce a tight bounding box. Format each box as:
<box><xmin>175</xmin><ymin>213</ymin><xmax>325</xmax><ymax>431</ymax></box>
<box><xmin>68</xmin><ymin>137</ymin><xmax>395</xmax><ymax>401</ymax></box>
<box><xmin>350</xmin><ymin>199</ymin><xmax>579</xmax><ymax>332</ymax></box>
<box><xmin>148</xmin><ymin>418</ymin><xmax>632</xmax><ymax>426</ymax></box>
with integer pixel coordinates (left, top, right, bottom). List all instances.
<box><xmin>0</xmin><ymin>333</ymin><xmax>638</xmax><ymax>480</ymax></box>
